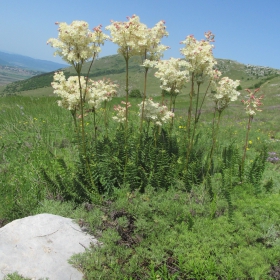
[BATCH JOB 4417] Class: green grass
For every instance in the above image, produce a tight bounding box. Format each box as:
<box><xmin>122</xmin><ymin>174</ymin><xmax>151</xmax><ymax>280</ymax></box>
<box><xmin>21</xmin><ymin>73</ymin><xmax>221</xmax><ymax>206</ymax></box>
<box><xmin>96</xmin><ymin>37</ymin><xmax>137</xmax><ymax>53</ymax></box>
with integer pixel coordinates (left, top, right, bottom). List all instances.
<box><xmin>1</xmin><ymin>55</ymin><xmax>280</xmax><ymax>279</ymax></box>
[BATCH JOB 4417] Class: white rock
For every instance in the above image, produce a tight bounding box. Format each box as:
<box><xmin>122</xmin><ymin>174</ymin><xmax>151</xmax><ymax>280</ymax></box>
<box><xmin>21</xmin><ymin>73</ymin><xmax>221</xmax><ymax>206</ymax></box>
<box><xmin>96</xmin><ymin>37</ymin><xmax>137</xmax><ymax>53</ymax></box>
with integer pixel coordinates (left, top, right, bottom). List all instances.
<box><xmin>0</xmin><ymin>213</ymin><xmax>98</xmax><ymax>280</ymax></box>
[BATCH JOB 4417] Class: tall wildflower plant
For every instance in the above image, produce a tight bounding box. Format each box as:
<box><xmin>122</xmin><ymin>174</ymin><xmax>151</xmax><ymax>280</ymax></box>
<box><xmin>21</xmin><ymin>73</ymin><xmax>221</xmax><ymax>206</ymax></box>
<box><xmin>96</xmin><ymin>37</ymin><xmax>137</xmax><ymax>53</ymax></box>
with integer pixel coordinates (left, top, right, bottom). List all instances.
<box><xmin>106</xmin><ymin>15</ymin><xmax>146</xmax><ymax>182</ymax></box>
<box><xmin>106</xmin><ymin>16</ymin><xmax>169</xmax><ymax>132</ymax></box>
<box><xmin>106</xmin><ymin>16</ymin><xmax>174</xmax><ymax>185</ymax></box>
<box><xmin>106</xmin><ymin>15</ymin><xmax>146</xmax><ymax>129</ymax></box>
<box><xmin>208</xmin><ymin>76</ymin><xmax>241</xmax><ymax>172</ymax></box>
<box><xmin>139</xmin><ymin>20</ymin><xmax>169</xmax><ymax>132</ymax></box>
<box><xmin>240</xmin><ymin>88</ymin><xmax>264</xmax><ymax>179</ymax></box>
<box><xmin>180</xmin><ymin>32</ymin><xmax>217</xmax><ymax>170</ymax></box>
<box><xmin>154</xmin><ymin>58</ymin><xmax>189</xmax><ymax>124</ymax></box>
<box><xmin>48</xmin><ymin>21</ymin><xmax>117</xmax><ymax>198</ymax></box>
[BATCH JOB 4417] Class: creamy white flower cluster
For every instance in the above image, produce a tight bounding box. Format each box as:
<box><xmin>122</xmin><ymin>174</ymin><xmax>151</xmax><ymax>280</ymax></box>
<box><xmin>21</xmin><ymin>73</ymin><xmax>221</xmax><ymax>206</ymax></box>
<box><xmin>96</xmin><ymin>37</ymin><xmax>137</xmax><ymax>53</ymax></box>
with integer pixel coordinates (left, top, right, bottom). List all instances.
<box><xmin>154</xmin><ymin>58</ymin><xmax>189</xmax><ymax>93</ymax></box>
<box><xmin>211</xmin><ymin>77</ymin><xmax>241</xmax><ymax>111</ymax></box>
<box><xmin>106</xmin><ymin>15</ymin><xmax>168</xmax><ymax>60</ymax></box>
<box><xmin>242</xmin><ymin>89</ymin><xmax>263</xmax><ymax>116</ymax></box>
<box><xmin>51</xmin><ymin>72</ymin><xmax>118</xmax><ymax>111</ymax></box>
<box><xmin>138</xmin><ymin>99</ymin><xmax>174</xmax><ymax>126</ymax></box>
<box><xmin>106</xmin><ymin>15</ymin><xmax>146</xmax><ymax>58</ymax></box>
<box><xmin>139</xmin><ymin>20</ymin><xmax>169</xmax><ymax>62</ymax></box>
<box><xmin>87</xmin><ymin>79</ymin><xmax>118</xmax><ymax>109</ymax></box>
<box><xmin>180</xmin><ymin>32</ymin><xmax>216</xmax><ymax>77</ymax></box>
<box><xmin>112</xmin><ymin>101</ymin><xmax>131</xmax><ymax>123</ymax></box>
<box><xmin>52</xmin><ymin>71</ymin><xmax>85</xmax><ymax>111</ymax></box>
<box><xmin>47</xmin><ymin>21</ymin><xmax>109</xmax><ymax>64</ymax></box>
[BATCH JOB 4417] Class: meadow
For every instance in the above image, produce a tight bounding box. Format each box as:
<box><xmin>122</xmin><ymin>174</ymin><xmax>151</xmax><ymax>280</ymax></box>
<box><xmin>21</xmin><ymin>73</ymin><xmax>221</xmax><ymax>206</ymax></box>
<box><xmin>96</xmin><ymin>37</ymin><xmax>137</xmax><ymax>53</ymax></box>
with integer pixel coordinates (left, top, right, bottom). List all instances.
<box><xmin>1</xmin><ymin>89</ymin><xmax>280</xmax><ymax>279</ymax></box>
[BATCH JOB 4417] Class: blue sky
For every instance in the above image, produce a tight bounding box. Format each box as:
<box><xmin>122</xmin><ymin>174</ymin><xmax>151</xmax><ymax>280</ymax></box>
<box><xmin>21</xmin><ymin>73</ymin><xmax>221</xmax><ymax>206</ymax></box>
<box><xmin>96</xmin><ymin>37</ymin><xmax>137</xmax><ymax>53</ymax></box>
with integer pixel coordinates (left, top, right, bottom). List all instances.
<box><xmin>0</xmin><ymin>0</ymin><xmax>279</xmax><ymax>68</ymax></box>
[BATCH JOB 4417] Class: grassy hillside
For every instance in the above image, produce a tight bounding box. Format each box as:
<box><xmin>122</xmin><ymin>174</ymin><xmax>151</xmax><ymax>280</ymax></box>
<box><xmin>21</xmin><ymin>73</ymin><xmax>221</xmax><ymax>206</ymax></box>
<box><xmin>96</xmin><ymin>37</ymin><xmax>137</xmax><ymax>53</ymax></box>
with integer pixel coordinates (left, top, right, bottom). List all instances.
<box><xmin>1</xmin><ymin>54</ymin><xmax>280</xmax><ymax>97</ymax></box>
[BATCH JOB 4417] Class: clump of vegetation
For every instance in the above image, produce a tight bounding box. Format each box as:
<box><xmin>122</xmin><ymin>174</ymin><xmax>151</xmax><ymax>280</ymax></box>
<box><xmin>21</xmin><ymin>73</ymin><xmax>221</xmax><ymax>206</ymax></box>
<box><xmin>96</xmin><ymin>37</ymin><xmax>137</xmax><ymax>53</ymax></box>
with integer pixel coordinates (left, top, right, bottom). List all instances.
<box><xmin>129</xmin><ymin>88</ymin><xmax>142</xmax><ymax>98</ymax></box>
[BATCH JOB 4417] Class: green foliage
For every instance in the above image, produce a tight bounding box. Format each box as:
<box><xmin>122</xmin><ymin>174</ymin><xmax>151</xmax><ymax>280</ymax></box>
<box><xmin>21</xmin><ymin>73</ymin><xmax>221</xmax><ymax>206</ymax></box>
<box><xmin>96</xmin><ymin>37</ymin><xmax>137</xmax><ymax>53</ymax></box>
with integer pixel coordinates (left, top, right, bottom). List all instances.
<box><xmin>67</xmin><ymin>186</ymin><xmax>280</xmax><ymax>279</ymax></box>
<box><xmin>263</xmin><ymin>177</ymin><xmax>274</xmax><ymax>192</ymax></box>
<box><xmin>219</xmin><ymin>143</ymin><xmax>241</xmax><ymax>222</ymax></box>
<box><xmin>40</xmin><ymin>156</ymin><xmax>92</xmax><ymax>204</ymax></box>
<box><xmin>182</xmin><ymin>132</ymin><xmax>209</xmax><ymax>192</ymax></box>
<box><xmin>246</xmin><ymin>145</ymin><xmax>268</xmax><ymax>194</ymax></box>
<box><xmin>129</xmin><ymin>88</ymin><xmax>142</xmax><ymax>98</ymax></box>
<box><xmin>4</xmin><ymin>273</ymin><xmax>33</xmax><ymax>280</ymax></box>
<box><xmin>4</xmin><ymin>272</ymin><xmax>48</xmax><ymax>280</ymax></box>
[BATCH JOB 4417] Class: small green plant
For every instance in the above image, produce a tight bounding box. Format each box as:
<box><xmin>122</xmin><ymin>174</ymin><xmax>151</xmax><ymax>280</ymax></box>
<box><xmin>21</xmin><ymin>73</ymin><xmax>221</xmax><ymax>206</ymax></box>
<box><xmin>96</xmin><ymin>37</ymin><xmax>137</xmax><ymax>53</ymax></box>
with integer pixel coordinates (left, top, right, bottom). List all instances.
<box><xmin>129</xmin><ymin>88</ymin><xmax>142</xmax><ymax>98</ymax></box>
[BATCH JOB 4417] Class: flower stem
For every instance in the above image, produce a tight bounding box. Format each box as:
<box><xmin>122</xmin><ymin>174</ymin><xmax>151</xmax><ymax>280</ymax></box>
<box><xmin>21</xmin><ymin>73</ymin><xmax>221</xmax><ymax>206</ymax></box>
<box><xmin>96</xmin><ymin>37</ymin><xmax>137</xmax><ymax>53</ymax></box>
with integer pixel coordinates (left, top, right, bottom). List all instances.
<box><xmin>125</xmin><ymin>55</ymin><xmax>129</xmax><ymax>131</ymax></box>
<box><xmin>240</xmin><ymin>115</ymin><xmax>253</xmax><ymax>180</ymax></box>
<box><xmin>186</xmin><ymin>73</ymin><xmax>195</xmax><ymax>140</ymax></box>
<box><xmin>208</xmin><ymin>109</ymin><xmax>222</xmax><ymax>174</ymax></box>
<box><xmin>140</xmin><ymin>67</ymin><xmax>149</xmax><ymax>133</ymax></box>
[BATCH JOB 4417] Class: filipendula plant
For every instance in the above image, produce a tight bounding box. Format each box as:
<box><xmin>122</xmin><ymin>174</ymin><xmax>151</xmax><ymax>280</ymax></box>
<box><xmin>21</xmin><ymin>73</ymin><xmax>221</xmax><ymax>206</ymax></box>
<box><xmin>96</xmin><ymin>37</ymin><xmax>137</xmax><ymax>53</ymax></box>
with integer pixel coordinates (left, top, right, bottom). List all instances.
<box><xmin>47</xmin><ymin>21</ymin><xmax>117</xmax><ymax>200</ymax></box>
<box><xmin>240</xmin><ymin>88</ymin><xmax>264</xmax><ymax>181</ymax></box>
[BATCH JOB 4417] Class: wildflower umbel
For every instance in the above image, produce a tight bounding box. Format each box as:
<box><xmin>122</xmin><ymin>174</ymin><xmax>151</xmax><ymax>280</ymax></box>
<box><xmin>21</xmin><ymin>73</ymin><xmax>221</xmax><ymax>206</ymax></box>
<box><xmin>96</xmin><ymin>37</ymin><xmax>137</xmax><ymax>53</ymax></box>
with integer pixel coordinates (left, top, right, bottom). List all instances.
<box><xmin>240</xmin><ymin>88</ymin><xmax>264</xmax><ymax>179</ymax></box>
<box><xmin>138</xmin><ymin>98</ymin><xmax>174</xmax><ymax>126</ymax></box>
<box><xmin>47</xmin><ymin>21</ymin><xmax>109</xmax><ymax>65</ymax></box>
<box><xmin>51</xmin><ymin>71</ymin><xmax>86</xmax><ymax>111</ymax></box>
<box><xmin>112</xmin><ymin>101</ymin><xmax>131</xmax><ymax>123</ymax></box>
<box><xmin>139</xmin><ymin>19</ymin><xmax>169</xmax><ymax>63</ymax></box>
<box><xmin>211</xmin><ymin>77</ymin><xmax>241</xmax><ymax>112</ymax></box>
<box><xmin>51</xmin><ymin>72</ymin><xmax>118</xmax><ymax>111</ymax></box>
<box><xmin>180</xmin><ymin>31</ymin><xmax>216</xmax><ymax>79</ymax></box>
<box><xmin>154</xmin><ymin>58</ymin><xmax>189</xmax><ymax>94</ymax></box>
<box><xmin>106</xmin><ymin>15</ymin><xmax>146</xmax><ymax>58</ymax></box>
<box><xmin>87</xmin><ymin>79</ymin><xmax>118</xmax><ymax>110</ymax></box>
<box><xmin>241</xmin><ymin>88</ymin><xmax>264</xmax><ymax>115</ymax></box>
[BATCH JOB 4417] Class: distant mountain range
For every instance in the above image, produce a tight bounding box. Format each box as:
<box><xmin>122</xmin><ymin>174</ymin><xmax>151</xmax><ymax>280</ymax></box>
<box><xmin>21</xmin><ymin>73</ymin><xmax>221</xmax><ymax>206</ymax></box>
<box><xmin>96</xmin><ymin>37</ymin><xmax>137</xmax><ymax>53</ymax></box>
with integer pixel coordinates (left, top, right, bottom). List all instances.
<box><xmin>0</xmin><ymin>51</ymin><xmax>67</xmax><ymax>72</ymax></box>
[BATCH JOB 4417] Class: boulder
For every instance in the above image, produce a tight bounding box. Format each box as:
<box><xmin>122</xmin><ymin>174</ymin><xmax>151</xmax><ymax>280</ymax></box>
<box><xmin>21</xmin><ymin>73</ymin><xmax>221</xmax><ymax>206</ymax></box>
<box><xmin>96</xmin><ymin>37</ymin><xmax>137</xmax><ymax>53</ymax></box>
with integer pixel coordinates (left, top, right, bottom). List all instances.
<box><xmin>0</xmin><ymin>213</ymin><xmax>98</xmax><ymax>280</ymax></box>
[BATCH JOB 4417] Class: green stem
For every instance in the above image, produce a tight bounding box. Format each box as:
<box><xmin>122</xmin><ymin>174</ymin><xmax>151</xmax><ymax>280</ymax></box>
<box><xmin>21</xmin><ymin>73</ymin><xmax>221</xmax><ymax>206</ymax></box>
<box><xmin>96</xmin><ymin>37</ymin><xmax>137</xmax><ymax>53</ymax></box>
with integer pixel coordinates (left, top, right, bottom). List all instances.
<box><xmin>93</xmin><ymin>107</ymin><xmax>97</xmax><ymax>151</ymax></box>
<box><xmin>71</xmin><ymin>109</ymin><xmax>77</xmax><ymax>132</ymax></box>
<box><xmin>77</xmin><ymin>71</ymin><xmax>86</xmax><ymax>156</ymax></box>
<box><xmin>186</xmin><ymin>73</ymin><xmax>195</xmax><ymax>140</ymax></box>
<box><xmin>140</xmin><ymin>67</ymin><xmax>149</xmax><ymax>133</ymax></box>
<box><xmin>104</xmin><ymin>101</ymin><xmax>108</xmax><ymax>138</ymax></box>
<box><xmin>241</xmin><ymin>115</ymin><xmax>253</xmax><ymax>179</ymax></box>
<box><xmin>123</xmin><ymin>52</ymin><xmax>130</xmax><ymax>184</ymax></box>
<box><xmin>195</xmin><ymin>79</ymin><xmax>212</xmax><ymax>124</ymax></box>
<box><xmin>185</xmin><ymin>74</ymin><xmax>197</xmax><ymax>170</ymax></box>
<box><xmin>161</xmin><ymin>89</ymin><xmax>165</xmax><ymax>105</ymax></box>
<box><xmin>194</xmin><ymin>83</ymin><xmax>201</xmax><ymax>124</ymax></box>
<box><xmin>154</xmin><ymin>125</ymin><xmax>158</xmax><ymax>148</ymax></box>
<box><xmin>124</xmin><ymin>55</ymin><xmax>129</xmax><ymax>131</ymax></box>
<box><xmin>84</xmin><ymin>53</ymin><xmax>97</xmax><ymax>101</ymax></box>
<box><xmin>208</xmin><ymin>109</ymin><xmax>222</xmax><ymax>174</ymax></box>
<box><xmin>170</xmin><ymin>93</ymin><xmax>177</xmax><ymax>132</ymax></box>
<box><xmin>76</xmin><ymin>66</ymin><xmax>99</xmax><ymax>198</ymax></box>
